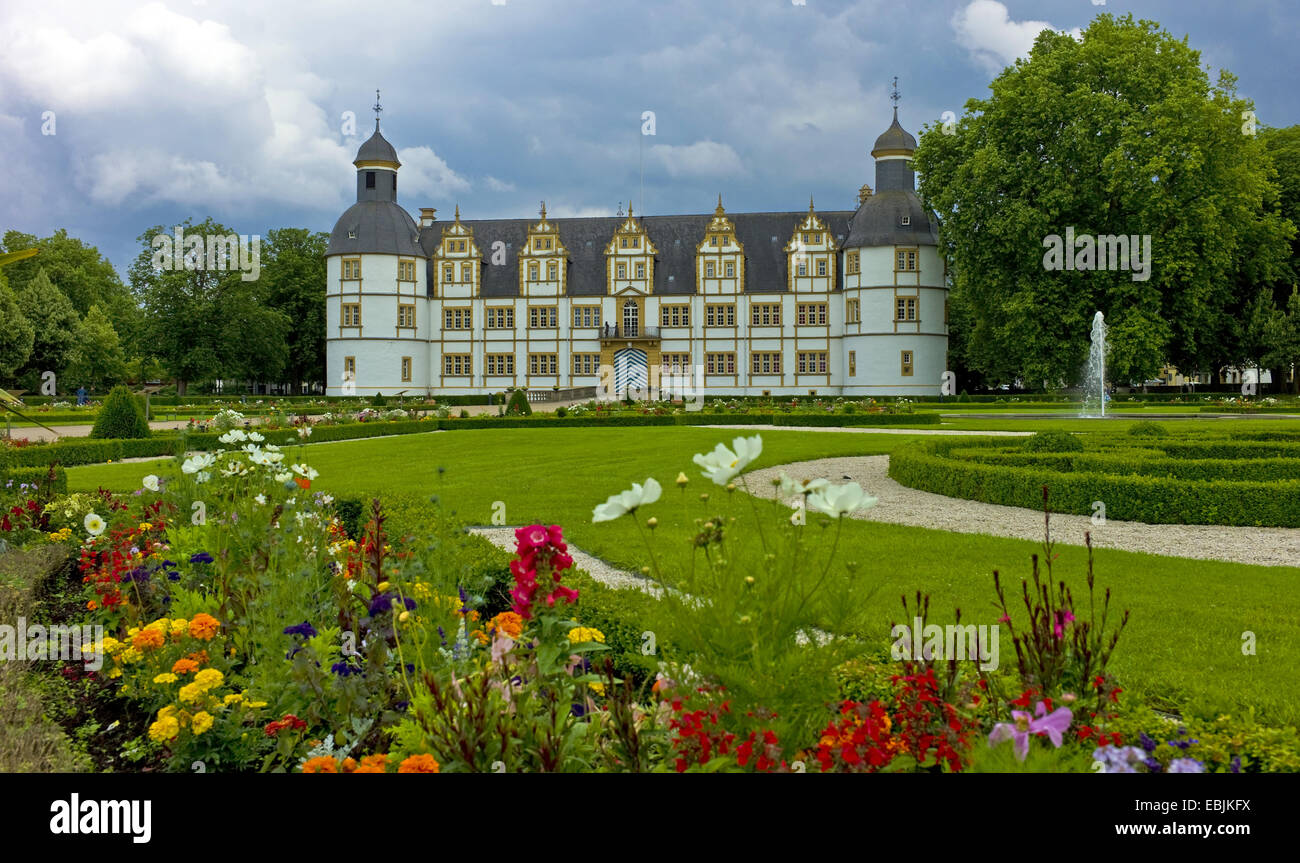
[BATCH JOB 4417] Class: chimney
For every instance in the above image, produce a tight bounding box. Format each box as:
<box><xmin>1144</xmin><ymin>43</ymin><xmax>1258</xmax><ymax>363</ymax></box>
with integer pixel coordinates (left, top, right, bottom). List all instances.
<box><xmin>858</xmin><ymin>184</ymin><xmax>873</xmax><ymax>205</ymax></box>
<box><xmin>420</xmin><ymin>207</ymin><xmax>437</xmax><ymax>227</ymax></box>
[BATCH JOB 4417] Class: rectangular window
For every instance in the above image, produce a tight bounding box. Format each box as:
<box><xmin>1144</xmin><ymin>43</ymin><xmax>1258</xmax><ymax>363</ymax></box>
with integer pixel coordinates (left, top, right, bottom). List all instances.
<box><xmin>847</xmin><ymin>298</ymin><xmax>860</xmax><ymax>324</ymax></box>
<box><xmin>725</xmin><ymin>261</ymin><xmax>735</xmax><ymax>278</ymax></box>
<box><xmin>341</xmin><ymin>303</ymin><xmax>361</xmax><ymax>327</ymax></box>
<box><xmin>397</xmin><ymin>260</ymin><xmax>416</xmax><ymax>282</ymax></box>
<box><xmin>443</xmin><ymin>263</ymin><xmax>453</xmax><ymax>282</ymax></box>
<box><xmin>705</xmin><ymin>352</ymin><xmax>736</xmax><ymax>375</ymax></box>
<box><xmin>571</xmin><ymin>306</ymin><xmax>597</xmax><ymax>328</ymax></box>
<box><xmin>486</xmin><ymin>307</ymin><xmax>514</xmax><ymax>329</ymax></box>
<box><xmin>797</xmin><ymin>352</ymin><xmax>828</xmax><ymax>374</ymax></box>
<box><xmin>751</xmin><ymin>352</ymin><xmax>781</xmax><ymax>374</ymax></box>
<box><xmin>750</xmin><ymin>303</ymin><xmax>781</xmax><ymax>326</ymax></box>
<box><xmin>572</xmin><ymin>353</ymin><xmax>600</xmax><ymax>376</ymax></box>
<box><xmin>849</xmin><ymin>351</ymin><xmax>856</xmax><ymax>377</ymax></box>
<box><xmin>896</xmin><ymin>297</ymin><xmax>918</xmax><ymax>322</ymax></box>
<box><xmin>529</xmin><ymin>306</ymin><xmax>557</xmax><ymax>328</ymax></box>
<box><xmin>901</xmin><ymin>351</ymin><xmax>914</xmax><ymax>376</ymax></box>
<box><xmin>528</xmin><ymin>353</ymin><xmax>558</xmax><ymax>376</ymax></box>
<box><xmin>343</xmin><ymin>356</ymin><xmax>356</xmax><ymax>376</ymax></box>
<box><xmin>443</xmin><ymin>308</ymin><xmax>472</xmax><ymax>329</ymax></box>
<box><xmin>398</xmin><ymin>304</ymin><xmax>415</xmax><ymax>328</ymax></box>
<box><xmin>342</xmin><ymin>258</ymin><xmax>361</xmax><ymax>280</ymax></box>
<box><xmin>401</xmin><ymin>356</ymin><xmax>412</xmax><ymax>382</ymax></box>
<box><xmin>705</xmin><ymin>261</ymin><xmax>715</xmax><ymax>278</ymax></box>
<box><xmin>529</xmin><ymin>263</ymin><xmax>539</xmax><ymax>281</ymax></box>
<box><xmin>636</xmin><ymin>262</ymin><xmax>646</xmax><ymax>279</ymax></box>
<box><xmin>797</xmin><ymin>260</ymin><xmax>808</xmax><ymax>277</ymax></box>
<box><xmin>796</xmin><ymin>303</ymin><xmax>827</xmax><ymax>326</ymax></box>
<box><xmin>660</xmin><ymin>353</ymin><xmax>689</xmax><ymax>374</ymax></box>
<box><xmin>443</xmin><ymin>354</ymin><xmax>471</xmax><ymax>376</ymax></box>
<box><xmin>660</xmin><ymin>304</ymin><xmax>689</xmax><ymax>327</ymax></box>
<box><xmin>548</xmin><ymin>262</ymin><xmax>558</xmax><ymax>281</ymax></box>
<box><xmin>846</xmin><ymin>251</ymin><xmax>860</xmax><ymax>275</ymax></box>
<box><xmin>705</xmin><ymin>304</ymin><xmax>735</xmax><ymax>327</ymax></box>
<box><xmin>896</xmin><ymin>249</ymin><xmax>918</xmax><ymax>271</ymax></box>
<box><xmin>617</xmin><ymin>262</ymin><xmax>627</xmax><ymax>279</ymax></box>
<box><xmin>486</xmin><ymin>354</ymin><xmax>515</xmax><ymax>376</ymax></box>
<box><xmin>461</xmin><ymin>262</ymin><xmax>474</xmax><ymax>282</ymax></box>
<box><xmin>817</xmin><ymin>259</ymin><xmax>827</xmax><ymax>277</ymax></box>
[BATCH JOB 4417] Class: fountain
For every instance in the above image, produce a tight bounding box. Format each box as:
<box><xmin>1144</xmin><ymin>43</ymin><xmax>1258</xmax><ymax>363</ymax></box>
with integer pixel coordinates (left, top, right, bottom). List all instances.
<box><xmin>1082</xmin><ymin>311</ymin><xmax>1108</xmax><ymax>417</ymax></box>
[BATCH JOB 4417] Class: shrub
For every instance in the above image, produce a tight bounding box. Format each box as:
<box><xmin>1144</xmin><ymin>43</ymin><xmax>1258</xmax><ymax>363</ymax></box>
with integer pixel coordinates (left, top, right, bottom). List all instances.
<box><xmin>89</xmin><ymin>386</ymin><xmax>150</xmax><ymax>439</ymax></box>
<box><xmin>459</xmin><ymin>408</ymin><xmax>469</xmax><ymax>418</ymax></box>
<box><xmin>372</xmin><ymin>392</ymin><xmax>387</xmax><ymax>407</ymax></box>
<box><xmin>1127</xmin><ymin>420</ymin><xmax>1169</xmax><ymax>438</ymax></box>
<box><xmin>1023</xmin><ymin>429</ymin><xmax>1083</xmax><ymax>453</ymax></box>
<box><xmin>555</xmin><ymin>406</ymin><xmax>568</xmax><ymax>418</ymax></box>
<box><xmin>505</xmin><ymin>389</ymin><xmax>532</xmax><ymax>416</ymax></box>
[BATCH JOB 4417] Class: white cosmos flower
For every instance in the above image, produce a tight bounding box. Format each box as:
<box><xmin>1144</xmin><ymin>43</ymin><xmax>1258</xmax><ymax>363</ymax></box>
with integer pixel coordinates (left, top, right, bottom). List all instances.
<box><xmin>196</xmin><ymin>471</ymin><xmax>211</xmax><ymax>484</ymax></box>
<box><xmin>218</xmin><ymin>430</ymin><xmax>248</xmax><ymax>444</ymax></box>
<box><xmin>83</xmin><ymin>512</ymin><xmax>105</xmax><ymax>536</ymax></box>
<box><xmin>181</xmin><ymin>453</ymin><xmax>216</xmax><ymax>474</ymax></box>
<box><xmin>275</xmin><ymin>471</ymin><xmax>293</xmax><ymax>483</ymax></box>
<box><xmin>692</xmin><ymin>434</ymin><xmax>763</xmax><ymax>486</ymax></box>
<box><xmin>297</xmin><ymin>426</ymin><xmax>313</xmax><ymax>439</ymax></box>
<box><xmin>592</xmin><ymin>477</ymin><xmax>662</xmax><ymax>523</ymax></box>
<box><xmin>254</xmin><ymin>494</ymin><xmax>267</xmax><ymax>505</ymax></box>
<box><xmin>249</xmin><ymin>432</ymin><xmax>264</xmax><ymax>442</ymax></box>
<box><xmin>806</xmin><ymin>482</ymin><xmax>878</xmax><ymax>518</ymax></box>
<box><xmin>777</xmin><ymin>472</ymin><xmax>829</xmax><ymax>498</ymax></box>
<box><xmin>291</xmin><ymin>463</ymin><xmax>319</xmax><ymax>480</ymax></box>
<box><xmin>142</xmin><ymin>474</ymin><xmax>160</xmax><ymax>492</ymax></box>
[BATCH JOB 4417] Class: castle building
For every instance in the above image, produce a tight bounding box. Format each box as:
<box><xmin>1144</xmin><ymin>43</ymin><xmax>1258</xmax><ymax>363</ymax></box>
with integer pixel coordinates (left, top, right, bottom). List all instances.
<box><xmin>325</xmin><ymin>109</ymin><xmax>947</xmax><ymax>397</ymax></box>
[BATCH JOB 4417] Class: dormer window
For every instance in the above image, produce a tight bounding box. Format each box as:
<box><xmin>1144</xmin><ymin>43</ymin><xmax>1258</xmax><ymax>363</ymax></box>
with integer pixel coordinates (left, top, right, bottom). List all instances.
<box><xmin>366</xmin><ymin>171</ymin><xmax>376</xmax><ymax>189</ymax></box>
<box><xmin>901</xmin><ymin>216</ymin><xmax>910</xmax><ymax>226</ymax></box>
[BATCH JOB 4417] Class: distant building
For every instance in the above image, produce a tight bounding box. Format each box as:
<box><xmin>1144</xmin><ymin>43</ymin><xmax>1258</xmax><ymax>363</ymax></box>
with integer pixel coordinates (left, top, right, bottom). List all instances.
<box><xmin>326</xmin><ymin>109</ymin><xmax>948</xmax><ymax>397</ymax></box>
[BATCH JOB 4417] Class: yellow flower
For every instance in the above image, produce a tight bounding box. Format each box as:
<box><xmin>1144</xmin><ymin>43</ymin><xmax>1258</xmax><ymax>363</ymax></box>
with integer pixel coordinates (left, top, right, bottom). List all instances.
<box><xmin>246</xmin><ymin>700</ymin><xmax>268</xmax><ymax>709</ymax></box>
<box><xmin>159</xmin><ymin>705</ymin><xmax>178</xmax><ymax>720</ymax></box>
<box><xmin>148</xmin><ymin>716</ymin><xmax>179</xmax><ymax>742</ymax></box>
<box><xmin>139</xmin><ymin>522</ymin><xmax>153</xmax><ymax>531</ymax></box>
<box><xmin>589</xmin><ymin>682</ymin><xmax>606</xmax><ymax>696</ymax></box>
<box><xmin>100</xmin><ymin>637</ymin><xmax>123</xmax><ymax>655</ymax></box>
<box><xmin>107</xmin><ymin>667</ymin><xmax>122</xmax><ymax>679</ymax></box>
<box><xmin>194</xmin><ymin>668</ymin><xmax>224</xmax><ymax>690</ymax></box>
<box><xmin>191</xmin><ymin>711</ymin><xmax>214</xmax><ymax>735</ymax></box>
<box><xmin>567</xmin><ymin>627</ymin><xmax>606</xmax><ymax>645</ymax></box>
<box><xmin>223</xmin><ymin>692</ymin><xmax>244</xmax><ymax>706</ymax></box>
<box><xmin>412</xmin><ymin>582</ymin><xmax>431</xmax><ymax>599</ymax></box>
<box><xmin>179</xmin><ymin>683</ymin><xmax>203</xmax><ymax>704</ymax></box>
<box><xmin>153</xmin><ymin>673</ymin><xmax>178</xmax><ymax>684</ymax></box>
<box><xmin>119</xmin><ymin>647</ymin><xmax>142</xmax><ymax>664</ymax></box>
<box><xmin>170</xmin><ymin>618</ymin><xmax>189</xmax><ymax>637</ymax></box>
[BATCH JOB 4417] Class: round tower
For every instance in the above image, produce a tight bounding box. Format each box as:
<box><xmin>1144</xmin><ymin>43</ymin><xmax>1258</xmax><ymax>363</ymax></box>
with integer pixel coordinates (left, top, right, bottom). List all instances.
<box><xmin>841</xmin><ymin>106</ymin><xmax>946</xmax><ymax>396</ymax></box>
<box><xmin>326</xmin><ymin>104</ymin><xmax>428</xmax><ymax>397</ymax></box>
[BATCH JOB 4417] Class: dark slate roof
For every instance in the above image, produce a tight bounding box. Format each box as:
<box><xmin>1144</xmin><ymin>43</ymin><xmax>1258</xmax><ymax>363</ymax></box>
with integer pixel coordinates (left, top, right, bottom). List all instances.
<box><xmin>417</xmin><ymin>211</ymin><xmax>854</xmax><ymax>298</ymax></box>
<box><xmin>871</xmin><ymin>109</ymin><xmax>917</xmax><ymax>155</ymax></box>
<box><xmin>354</xmin><ymin>124</ymin><xmax>400</xmax><ymax>165</ymax></box>
<box><xmin>328</xmin><ymin>201</ymin><xmax>423</xmax><ymax>256</ymax></box>
<box><xmin>844</xmin><ymin>191</ymin><xmax>939</xmax><ymax>248</ymax></box>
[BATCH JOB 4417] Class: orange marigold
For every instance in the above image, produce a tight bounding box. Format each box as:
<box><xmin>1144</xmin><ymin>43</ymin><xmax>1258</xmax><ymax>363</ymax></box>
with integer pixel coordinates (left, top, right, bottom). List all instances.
<box><xmin>397</xmin><ymin>754</ymin><xmax>440</xmax><ymax>773</ymax></box>
<box><xmin>341</xmin><ymin>757</ymin><xmax>358</xmax><ymax>773</ymax></box>
<box><xmin>487</xmin><ymin>611</ymin><xmax>524</xmax><ymax>640</ymax></box>
<box><xmin>189</xmin><ymin>613</ymin><xmax>220</xmax><ymax>640</ymax></box>
<box><xmin>171</xmin><ymin>658</ymin><xmax>200</xmax><ymax>675</ymax></box>
<box><xmin>186</xmin><ymin>650</ymin><xmax>210</xmax><ymax>665</ymax></box>
<box><xmin>355</xmin><ymin>754</ymin><xmax>388</xmax><ymax>774</ymax></box>
<box><xmin>301</xmin><ymin>756</ymin><xmax>339</xmax><ymax>773</ymax></box>
<box><xmin>131</xmin><ymin>628</ymin><xmax>165</xmax><ymax>650</ymax></box>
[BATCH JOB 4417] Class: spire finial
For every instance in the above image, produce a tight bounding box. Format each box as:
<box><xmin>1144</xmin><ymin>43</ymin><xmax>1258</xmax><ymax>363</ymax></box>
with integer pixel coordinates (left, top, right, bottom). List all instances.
<box><xmin>540</xmin><ymin>200</ymin><xmax>547</xmax><ymax>221</ymax></box>
<box><xmin>454</xmin><ymin>203</ymin><xmax>460</xmax><ymax>221</ymax></box>
<box><xmin>373</xmin><ymin>89</ymin><xmax>383</xmax><ymax>130</ymax></box>
<box><xmin>715</xmin><ymin>193</ymin><xmax>725</xmax><ymax>216</ymax></box>
<box><xmin>809</xmin><ymin>194</ymin><xmax>815</xmax><ymax>212</ymax></box>
<box><xmin>889</xmin><ymin>76</ymin><xmax>900</xmax><ymax>120</ymax></box>
<box><xmin>617</xmin><ymin>201</ymin><xmax>623</xmax><ymax>217</ymax></box>
<box><xmin>627</xmin><ymin>200</ymin><xmax>634</xmax><ymax>218</ymax></box>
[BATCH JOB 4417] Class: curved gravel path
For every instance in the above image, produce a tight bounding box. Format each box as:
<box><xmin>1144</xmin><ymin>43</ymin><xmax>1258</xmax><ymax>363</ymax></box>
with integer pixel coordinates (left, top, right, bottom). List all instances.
<box><xmin>742</xmin><ymin>455</ymin><xmax>1300</xmax><ymax>568</ymax></box>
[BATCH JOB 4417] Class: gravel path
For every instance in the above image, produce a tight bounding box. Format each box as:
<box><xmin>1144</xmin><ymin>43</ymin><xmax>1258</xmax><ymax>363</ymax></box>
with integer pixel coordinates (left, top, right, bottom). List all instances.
<box><xmin>741</xmin><ymin>456</ymin><xmax>1300</xmax><ymax>568</ymax></box>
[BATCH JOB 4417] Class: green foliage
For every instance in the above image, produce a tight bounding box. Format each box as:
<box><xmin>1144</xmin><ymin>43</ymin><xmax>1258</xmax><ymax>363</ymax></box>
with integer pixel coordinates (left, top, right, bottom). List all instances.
<box><xmin>63</xmin><ymin>305</ymin><xmax>128</xmax><ymax>393</ymax></box>
<box><xmin>1127</xmin><ymin>420</ymin><xmax>1169</xmax><ymax>438</ymax></box>
<box><xmin>0</xmin><ymin>273</ymin><xmax>35</xmax><ymax>385</ymax></box>
<box><xmin>506</xmin><ymin>388</ymin><xmax>532</xmax><ymax>416</ymax></box>
<box><xmin>371</xmin><ymin>393</ymin><xmax>386</xmax><ymax>407</ymax></box>
<box><xmin>261</xmin><ymin>229</ymin><xmax>327</xmax><ymax>392</ymax></box>
<box><xmin>913</xmin><ymin>14</ymin><xmax>1295</xmax><ymax>385</ymax></box>
<box><xmin>15</xmin><ymin>269</ymin><xmax>79</xmax><ymax>384</ymax></box>
<box><xmin>1023</xmin><ymin>429</ymin><xmax>1084</xmax><ymax>453</ymax></box>
<box><xmin>89</xmin><ymin>385</ymin><xmax>151</xmax><ymax>439</ymax></box>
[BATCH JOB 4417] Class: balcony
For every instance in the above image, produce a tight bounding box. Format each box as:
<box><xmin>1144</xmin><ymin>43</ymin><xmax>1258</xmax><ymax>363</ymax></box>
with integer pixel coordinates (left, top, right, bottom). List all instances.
<box><xmin>598</xmin><ymin>323</ymin><xmax>661</xmax><ymax>343</ymax></box>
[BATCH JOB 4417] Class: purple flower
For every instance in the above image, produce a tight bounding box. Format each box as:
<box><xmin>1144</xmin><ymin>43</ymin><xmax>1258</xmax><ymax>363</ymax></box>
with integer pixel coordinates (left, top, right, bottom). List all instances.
<box><xmin>166</xmin><ymin>571</ymin><xmax>180</xmax><ymax>581</ymax></box>
<box><xmin>367</xmin><ymin>591</ymin><xmax>415</xmax><ymax>617</ymax></box>
<box><xmin>1093</xmin><ymin>745</ymin><xmax>1145</xmax><ymax>773</ymax></box>
<box><xmin>1230</xmin><ymin>756</ymin><xmax>1242</xmax><ymax>774</ymax></box>
<box><xmin>989</xmin><ymin>700</ymin><xmax>1073</xmax><ymax>761</ymax></box>
<box><xmin>190</xmin><ymin>551</ymin><xmax>214</xmax><ymax>564</ymax></box>
<box><xmin>283</xmin><ymin>621</ymin><xmax>317</xmax><ymax>638</ymax></box>
<box><xmin>1144</xmin><ymin>757</ymin><xmax>1162</xmax><ymax>773</ymax></box>
<box><xmin>331</xmin><ymin>661</ymin><xmax>359</xmax><ymax>677</ymax></box>
<box><xmin>1168</xmin><ymin>758</ymin><xmax>1204</xmax><ymax>773</ymax></box>
<box><xmin>1139</xmin><ymin>732</ymin><xmax>1159</xmax><ymax>753</ymax></box>
<box><xmin>437</xmin><ymin>626</ymin><xmax>447</xmax><ymax>646</ymax></box>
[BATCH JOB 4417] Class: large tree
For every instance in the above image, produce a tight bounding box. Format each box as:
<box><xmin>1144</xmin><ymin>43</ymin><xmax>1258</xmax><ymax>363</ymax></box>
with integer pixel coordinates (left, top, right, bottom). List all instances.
<box><xmin>0</xmin><ymin>270</ymin><xmax>35</xmax><ymax>386</ymax></box>
<box><xmin>262</xmin><ymin>228</ymin><xmax>327</xmax><ymax>393</ymax></box>
<box><xmin>130</xmin><ymin>218</ymin><xmax>291</xmax><ymax>394</ymax></box>
<box><xmin>15</xmin><ymin>267</ymin><xmax>80</xmax><ymax>389</ymax></box>
<box><xmin>914</xmin><ymin>13</ymin><xmax>1295</xmax><ymax>387</ymax></box>
<box><xmin>64</xmin><ymin>304</ymin><xmax>129</xmax><ymax>393</ymax></box>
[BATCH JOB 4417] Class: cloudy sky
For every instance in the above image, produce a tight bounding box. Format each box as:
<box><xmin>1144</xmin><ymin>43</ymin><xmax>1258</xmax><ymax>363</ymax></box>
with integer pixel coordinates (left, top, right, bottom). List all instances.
<box><xmin>1</xmin><ymin>0</ymin><xmax>1295</xmax><ymax>276</ymax></box>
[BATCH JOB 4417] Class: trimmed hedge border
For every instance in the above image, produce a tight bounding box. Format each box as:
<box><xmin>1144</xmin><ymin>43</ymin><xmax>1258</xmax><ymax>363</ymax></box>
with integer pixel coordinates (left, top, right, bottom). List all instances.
<box><xmin>887</xmin><ymin>436</ymin><xmax>1300</xmax><ymax>527</ymax></box>
<box><xmin>949</xmin><ymin>446</ymin><xmax>1300</xmax><ymax>482</ymax></box>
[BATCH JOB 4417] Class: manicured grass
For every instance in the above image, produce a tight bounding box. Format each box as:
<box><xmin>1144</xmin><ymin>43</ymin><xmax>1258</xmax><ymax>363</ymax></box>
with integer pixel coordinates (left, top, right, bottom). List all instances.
<box><xmin>67</xmin><ymin>425</ymin><xmax>1300</xmax><ymax>724</ymax></box>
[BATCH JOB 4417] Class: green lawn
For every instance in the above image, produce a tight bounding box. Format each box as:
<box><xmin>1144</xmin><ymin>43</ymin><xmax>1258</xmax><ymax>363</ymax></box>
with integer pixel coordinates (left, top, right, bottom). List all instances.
<box><xmin>68</xmin><ymin>425</ymin><xmax>1300</xmax><ymax>725</ymax></box>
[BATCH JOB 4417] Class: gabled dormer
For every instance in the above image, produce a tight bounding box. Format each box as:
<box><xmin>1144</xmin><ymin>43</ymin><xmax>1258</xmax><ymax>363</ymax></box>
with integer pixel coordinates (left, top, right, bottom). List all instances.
<box><xmin>605</xmin><ymin>204</ymin><xmax>657</xmax><ymax>294</ymax></box>
<box><xmin>696</xmin><ymin>195</ymin><xmax>745</xmax><ymax>295</ymax></box>
<box><xmin>433</xmin><ymin>205</ymin><xmax>481</xmax><ymax>297</ymax></box>
<box><xmin>519</xmin><ymin>202</ymin><xmax>568</xmax><ymax>296</ymax></box>
<box><xmin>785</xmin><ymin>197</ymin><xmax>838</xmax><ymax>292</ymax></box>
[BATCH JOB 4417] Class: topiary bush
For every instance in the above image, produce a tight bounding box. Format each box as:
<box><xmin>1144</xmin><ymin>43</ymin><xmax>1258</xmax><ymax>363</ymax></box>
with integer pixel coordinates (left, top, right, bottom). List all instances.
<box><xmin>505</xmin><ymin>388</ymin><xmax>532</xmax><ymax>416</ymax></box>
<box><xmin>1023</xmin><ymin>429</ymin><xmax>1083</xmax><ymax>453</ymax></box>
<box><xmin>1128</xmin><ymin>420</ymin><xmax>1169</xmax><ymax>438</ymax></box>
<box><xmin>89</xmin><ymin>386</ymin><xmax>150</xmax><ymax>439</ymax></box>
<box><xmin>372</xmin><ymin>392</ymin><xmax>387</xmax><ymax>407</ymax></box>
